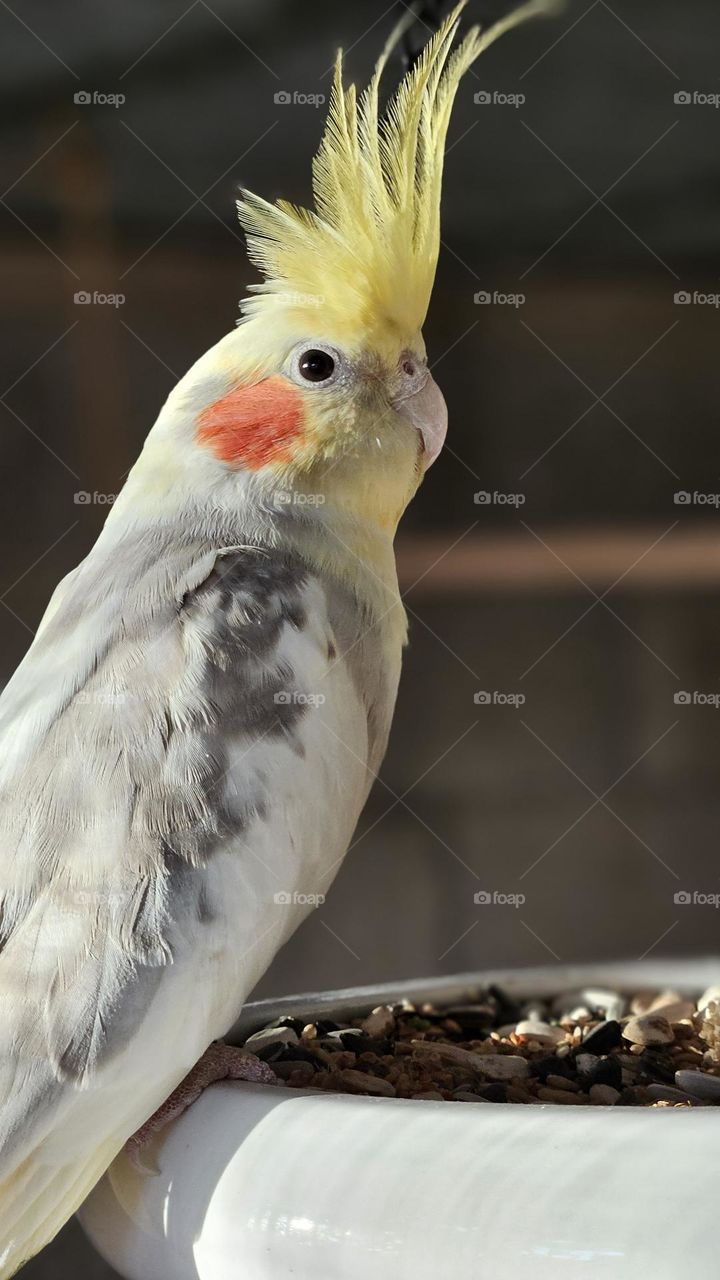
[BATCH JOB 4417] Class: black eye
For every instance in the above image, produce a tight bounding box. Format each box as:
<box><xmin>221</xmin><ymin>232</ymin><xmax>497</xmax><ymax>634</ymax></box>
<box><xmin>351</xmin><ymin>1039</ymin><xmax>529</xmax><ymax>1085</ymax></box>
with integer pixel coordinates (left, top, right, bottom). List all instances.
<box><xmin>298</xmin><ymin>349</ymin><xmax>335</xmax><ymax>383</ymax></box>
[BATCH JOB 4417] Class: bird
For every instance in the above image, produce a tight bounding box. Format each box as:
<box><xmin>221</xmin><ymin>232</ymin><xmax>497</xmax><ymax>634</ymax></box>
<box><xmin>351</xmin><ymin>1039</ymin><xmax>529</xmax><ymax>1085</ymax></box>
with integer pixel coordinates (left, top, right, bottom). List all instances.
<box><xmin>0</xmin><ymin>0</ymin><xmax>552</xmax><ymax>1272</ymax></box>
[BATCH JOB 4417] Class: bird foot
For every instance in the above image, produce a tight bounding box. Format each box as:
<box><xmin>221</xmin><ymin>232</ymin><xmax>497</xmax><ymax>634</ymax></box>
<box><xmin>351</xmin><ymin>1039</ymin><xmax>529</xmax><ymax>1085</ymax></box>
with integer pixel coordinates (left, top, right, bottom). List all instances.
<box><xmin>125</xmin><ymin>1041</ymin><xmax>277</xmax><ymax>1174</ymax></box>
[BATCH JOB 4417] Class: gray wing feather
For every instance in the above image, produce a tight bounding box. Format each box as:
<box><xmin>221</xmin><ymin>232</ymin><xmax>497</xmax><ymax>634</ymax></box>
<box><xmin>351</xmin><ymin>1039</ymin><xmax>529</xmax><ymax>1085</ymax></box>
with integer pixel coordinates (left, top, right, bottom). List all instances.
<box><xmin>0</xmin><ymin>537</ymin><xmax>318</xmax><ymax>1134</ymax></box>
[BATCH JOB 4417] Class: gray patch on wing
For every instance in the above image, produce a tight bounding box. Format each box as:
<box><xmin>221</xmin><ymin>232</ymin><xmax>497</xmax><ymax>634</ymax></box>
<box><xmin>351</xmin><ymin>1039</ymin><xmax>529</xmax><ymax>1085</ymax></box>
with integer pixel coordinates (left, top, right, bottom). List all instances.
<box><xmin>160</xmin><ymin>549</ymin><xmax>311</xmax><ymax>864</ymax></box>
<box><xmin>0</xmin><ymin>544</ymin><xmax>317</xmax><ymax>1087</ymax></box>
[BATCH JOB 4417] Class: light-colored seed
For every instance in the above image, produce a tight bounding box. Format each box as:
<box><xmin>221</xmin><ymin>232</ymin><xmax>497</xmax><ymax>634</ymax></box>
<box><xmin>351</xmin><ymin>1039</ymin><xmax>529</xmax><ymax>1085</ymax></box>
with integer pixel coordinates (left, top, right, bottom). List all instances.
<box><xmin>361</xmin><ymin>1005</ymin><xmax>396</xmax><ymax>1038</ymax></box>
<box><xmin>515</xmin><ymin>1020</ymin><xmax>565</xmax><ymax>1047</ymax></box>
<box><xmin>698</xmin><ymin>985</ymin><xmax>720</xmax><ymax>1012</ymax></box>
<box><xmin>622</xmin><ymin>1013</ymin><xmax>674</xmax><ymax>1047</ymax></box>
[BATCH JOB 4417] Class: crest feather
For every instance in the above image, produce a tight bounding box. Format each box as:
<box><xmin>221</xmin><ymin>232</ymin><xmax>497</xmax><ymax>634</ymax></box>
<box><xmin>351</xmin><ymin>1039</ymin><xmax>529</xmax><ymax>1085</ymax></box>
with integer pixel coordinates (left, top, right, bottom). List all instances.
<box><xmin>236</xmin><ymin>0</ymin><xmax>555</xmax><ymax>353</ymax></box>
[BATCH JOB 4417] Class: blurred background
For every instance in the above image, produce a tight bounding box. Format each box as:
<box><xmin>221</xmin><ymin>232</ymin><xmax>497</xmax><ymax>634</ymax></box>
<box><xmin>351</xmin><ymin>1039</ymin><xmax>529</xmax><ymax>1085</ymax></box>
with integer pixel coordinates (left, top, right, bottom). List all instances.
<box><xmin>1</xmin><ymin>0</ymin><xmax>718</xmax><ymax>1272</ymax></box>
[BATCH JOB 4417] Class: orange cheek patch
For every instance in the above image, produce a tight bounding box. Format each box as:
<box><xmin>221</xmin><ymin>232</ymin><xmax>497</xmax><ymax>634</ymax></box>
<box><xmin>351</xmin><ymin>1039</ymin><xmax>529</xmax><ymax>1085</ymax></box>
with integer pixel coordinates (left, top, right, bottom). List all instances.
<box><xmin>197</xmin><ymin>375</ymin><xmax>305</xmax><ymax>469</ymax></box>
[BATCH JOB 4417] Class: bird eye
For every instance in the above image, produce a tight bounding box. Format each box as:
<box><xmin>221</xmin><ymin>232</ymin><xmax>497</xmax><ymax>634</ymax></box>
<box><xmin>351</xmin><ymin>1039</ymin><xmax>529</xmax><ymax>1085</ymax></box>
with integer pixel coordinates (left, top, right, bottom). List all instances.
<box><xmin>286</xmin><ymin>342</ymin><xmax>344</xmax><ymax>390</ymax></box>
<box><xmin>298</xmin><ymin>348</ymin><xmax>336</xmax><ymax>383</ymax></box>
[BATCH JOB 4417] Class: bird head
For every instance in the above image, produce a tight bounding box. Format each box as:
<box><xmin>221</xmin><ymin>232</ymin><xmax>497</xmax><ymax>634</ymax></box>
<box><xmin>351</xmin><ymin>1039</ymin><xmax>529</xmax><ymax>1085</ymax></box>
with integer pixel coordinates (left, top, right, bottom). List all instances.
<box><xmin>134</xmin><ymin>0</ymin><xmax>552</xmax><ymax>538</ymax></box>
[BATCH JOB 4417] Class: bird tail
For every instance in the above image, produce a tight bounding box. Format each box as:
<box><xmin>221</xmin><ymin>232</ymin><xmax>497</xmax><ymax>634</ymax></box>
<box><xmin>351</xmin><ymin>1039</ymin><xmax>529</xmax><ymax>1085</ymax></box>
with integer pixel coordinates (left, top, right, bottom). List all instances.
<box><xmin>0</xmin><ymin>1137</ymin><xmax>123</xmax><ymax>1278</ymax></box>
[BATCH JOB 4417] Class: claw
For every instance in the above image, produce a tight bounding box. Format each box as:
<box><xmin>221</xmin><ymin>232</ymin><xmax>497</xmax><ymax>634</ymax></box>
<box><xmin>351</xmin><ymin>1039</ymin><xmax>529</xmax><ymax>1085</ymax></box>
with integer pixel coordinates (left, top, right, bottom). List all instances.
<box><xmin>125</xmin><ymin>1134</ymin><xmax>162</xmax><ymax>1177</ymax></box>
<box><xmin>124</xmin><ymin>1041</ymin><xmax>276</xmax><ymax>1175</ymax></box>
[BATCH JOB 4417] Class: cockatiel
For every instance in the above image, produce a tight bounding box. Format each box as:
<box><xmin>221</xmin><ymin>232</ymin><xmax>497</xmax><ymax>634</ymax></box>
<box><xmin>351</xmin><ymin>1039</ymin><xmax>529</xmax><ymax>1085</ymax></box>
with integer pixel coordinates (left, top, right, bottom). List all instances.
<box><xmin>0</xmin><ymin>1</ymin><xmax>551</xmax><ymax>1273</ymax></box>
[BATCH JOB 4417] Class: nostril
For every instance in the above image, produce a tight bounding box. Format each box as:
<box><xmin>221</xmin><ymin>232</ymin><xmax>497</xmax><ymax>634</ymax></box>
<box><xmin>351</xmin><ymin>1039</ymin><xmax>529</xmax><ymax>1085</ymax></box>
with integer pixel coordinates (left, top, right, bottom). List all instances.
<box><xmin>402</xmin><ymin>359</ymin><xmax>415</xmax><ymax>377</ymax></box>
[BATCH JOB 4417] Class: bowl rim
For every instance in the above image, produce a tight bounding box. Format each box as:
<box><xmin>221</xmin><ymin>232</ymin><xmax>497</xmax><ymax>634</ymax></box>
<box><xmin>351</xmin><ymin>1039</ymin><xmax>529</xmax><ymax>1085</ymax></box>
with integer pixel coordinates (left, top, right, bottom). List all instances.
<box><xmin>230</xmin><ymin>955</ymin><xmax>720</xmax><ymax>1039</ymax></box>
<box><xmin>228</xmin><ymin>955</ymin><xmax>720</xmax><ymax>1111</ymax></box>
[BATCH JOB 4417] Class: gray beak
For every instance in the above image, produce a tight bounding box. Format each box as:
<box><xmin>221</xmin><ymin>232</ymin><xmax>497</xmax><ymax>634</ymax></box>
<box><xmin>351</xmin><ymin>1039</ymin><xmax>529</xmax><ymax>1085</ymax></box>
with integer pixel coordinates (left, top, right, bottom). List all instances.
<box><xmin>394</xmin><ymin>372</ymin><xmax>448</xmax><ymax>468</ymax></box>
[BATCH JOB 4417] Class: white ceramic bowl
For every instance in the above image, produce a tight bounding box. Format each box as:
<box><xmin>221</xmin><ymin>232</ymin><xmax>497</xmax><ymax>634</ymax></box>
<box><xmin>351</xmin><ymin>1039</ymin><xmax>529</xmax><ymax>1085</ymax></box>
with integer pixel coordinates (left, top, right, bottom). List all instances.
<box><xmin>79</xmin><ymin>960</ymin><xmax>720</xmax><ymax>1280</ymax></box>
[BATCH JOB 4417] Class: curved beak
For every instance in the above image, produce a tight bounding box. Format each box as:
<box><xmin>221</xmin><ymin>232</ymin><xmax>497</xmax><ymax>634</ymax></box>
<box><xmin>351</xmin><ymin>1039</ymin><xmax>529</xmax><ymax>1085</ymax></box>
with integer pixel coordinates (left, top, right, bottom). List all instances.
<box><xmin>393</xmin><ymin>372</ymin><xmax>448</xmax><ymax>468</ymax></box>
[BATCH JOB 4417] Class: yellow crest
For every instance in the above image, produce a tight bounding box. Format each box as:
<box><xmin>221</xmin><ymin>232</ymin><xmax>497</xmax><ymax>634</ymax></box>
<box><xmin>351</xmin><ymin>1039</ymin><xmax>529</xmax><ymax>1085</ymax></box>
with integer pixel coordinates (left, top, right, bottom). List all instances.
<box><xmin>236</xmin><ymin>0</ymin><xmax>554</xmax><ymax>356</ymax></box>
